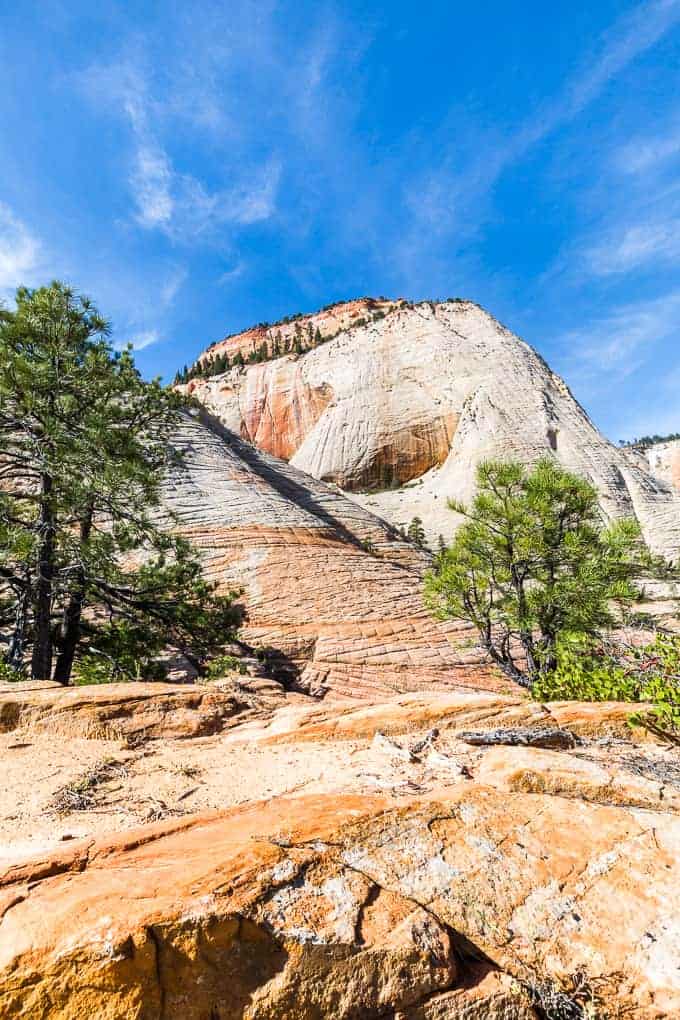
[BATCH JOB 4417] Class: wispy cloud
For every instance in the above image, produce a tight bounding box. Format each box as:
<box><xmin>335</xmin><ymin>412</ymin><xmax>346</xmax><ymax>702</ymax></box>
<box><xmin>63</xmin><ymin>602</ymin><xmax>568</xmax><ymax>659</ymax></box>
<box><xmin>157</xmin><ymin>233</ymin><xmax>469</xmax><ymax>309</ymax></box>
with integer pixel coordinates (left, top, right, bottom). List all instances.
<box><xmin>587</xmin><ymin>217</ymin><xmax>680</xmax><ymax>274</ymax></box>
<box><xmin>131</xmin><ymin>144</ymin><xmax>174</xmax><ymax>229</ymax></box>
<box><xmin>555</xmin><ymin>290</ymin><xmax>680</xmax><ymax>380</ymax></box>
<box><xmin>394</xmin><ymin>0</ymin><xmax>680</xmax><ymax>284</ymax></box>
<box><xmin>615</xmin><ymin>123</ymin><xmax>680</xmax><ymax>174</ymax></box>
<box><xmin>115</xmin><ymin>329</ymin><xmax>160</xmax><ymax>351</ymax></box>
<box><xmin>131</xmin><ymin>329</ymin><xmax>160</xmax><ymax>350</ymax></box>
<box><xmin>159</xmin><ymin>266</ymin><xmax>188</xmax><ymax>308</ymax></box>
<box><xmin>0</xmin><ymin>203</ymin><xmax>45</xmax><ymax>298</ymax></box>
<box><xmin>77</xmin><ymin>57</ymin><xmax>280</xmax><ymax>241</ymax></box>
<box><xmin>217</xmin><ymin>261</ymin><xmax>245</xmax><ymax>285</ymax></box>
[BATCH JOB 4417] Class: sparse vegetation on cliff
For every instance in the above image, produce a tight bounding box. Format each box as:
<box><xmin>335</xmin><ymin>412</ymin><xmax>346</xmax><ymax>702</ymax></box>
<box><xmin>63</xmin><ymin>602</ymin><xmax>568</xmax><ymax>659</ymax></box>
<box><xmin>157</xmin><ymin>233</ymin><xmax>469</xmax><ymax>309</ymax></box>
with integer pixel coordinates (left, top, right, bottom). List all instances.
<box><xmin>619</xmin><ymin>432</ymin><xmax>680</xmax><ymax>449</ymax></box>
<box><xmin>175</xmin><ymin>297</ymin><xmax>416</xmax><ymax>382</ymax></box>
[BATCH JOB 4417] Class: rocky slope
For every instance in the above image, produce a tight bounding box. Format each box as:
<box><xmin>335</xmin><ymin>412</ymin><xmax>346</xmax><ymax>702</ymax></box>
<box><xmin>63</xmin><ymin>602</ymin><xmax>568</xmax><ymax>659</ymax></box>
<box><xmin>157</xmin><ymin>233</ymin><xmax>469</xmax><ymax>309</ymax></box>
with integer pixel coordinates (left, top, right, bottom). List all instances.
<box><xmin>161</xmin><ymin>410</ymin><xmax>504</xmax><ymax>700</ymax></box>
<box><xmin>184</xmin><ymin>299</ymin><xmax>680</xmax><ymax>556</ymax></box>
<box><xmin>643</xmin><ymin>440</ymin><xmax>680</xmax><ymax>492</ymax></box>
<box><xmin>0</xmin><ymin>686</ymin><xmax>678</xmax><ymax>1018</ymax></box>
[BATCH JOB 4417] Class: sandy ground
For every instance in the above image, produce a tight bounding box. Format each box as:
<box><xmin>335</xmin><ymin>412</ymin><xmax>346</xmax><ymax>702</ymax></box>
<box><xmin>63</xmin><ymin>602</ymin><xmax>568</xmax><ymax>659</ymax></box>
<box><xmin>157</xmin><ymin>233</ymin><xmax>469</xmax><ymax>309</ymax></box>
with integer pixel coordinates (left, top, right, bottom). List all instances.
<box><xmin>3</xmin><ymin>705</ymin><xmax>680</xmax><ymax>870</ymax></box>
<box><xmin>0</xmin><ymin>722</ymin><xmax>475</xmax><ymax>865</ymax></box>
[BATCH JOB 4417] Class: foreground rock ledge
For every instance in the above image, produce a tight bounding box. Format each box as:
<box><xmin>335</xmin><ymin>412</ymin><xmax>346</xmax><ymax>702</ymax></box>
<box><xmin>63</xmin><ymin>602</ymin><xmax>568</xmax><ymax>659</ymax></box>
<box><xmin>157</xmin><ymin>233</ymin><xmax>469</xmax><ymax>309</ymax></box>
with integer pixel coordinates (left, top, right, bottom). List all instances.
<box><xmin>1</xmin><ymin>784</ymin><xmax>678</xmax><ymax>1018</ymax></box>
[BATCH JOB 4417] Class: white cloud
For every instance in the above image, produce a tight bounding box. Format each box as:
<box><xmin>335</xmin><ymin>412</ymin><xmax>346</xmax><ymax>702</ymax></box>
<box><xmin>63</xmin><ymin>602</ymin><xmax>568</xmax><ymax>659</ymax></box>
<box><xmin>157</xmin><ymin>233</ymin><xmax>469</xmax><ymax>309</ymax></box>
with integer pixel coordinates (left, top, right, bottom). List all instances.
<box><xmin>587</xmin><ymin>218</ymin><xmax>680</xmax><ymax>274</ymax></box>
<box><xmin>133</xmin><ymin>329</ymin><xmax>160</xmax><ymax>349</ymax></box>
<box><xmin>78</xmin><ymin>57</ymin><xmax>280</xmax><ymax>241</ymax></box>
<box><xmin>217</xmin><ymin>261</ymin><xmax>245</xmax><ymax>285</ymax></box>
<box><xmin>131</xmin><ymin>144</ymin><xmax>174</xmax><ymax>228</ymax></box>
<box><xmin>115</xmin><ymin>329</ymin><xmax>160</xmax><ymax>351</ymax></box>
<box><xmin>615</xmin><ymin>126</ymin><xmax>680</xmax><ymax>174</ymax></box>
<box><xmin>0</xmin><ymin>203</ymin><xmax>44</xmax><ymax>296</ymax></box>
<box><xmin>159</xmin><ymin>266</ymin><xmax>187</xmax><ymax>308</ymax></box>
<box><xmin>556</xmin><ymin>291</ymin><xmax>680</xmax><ymax>379</ymax></box>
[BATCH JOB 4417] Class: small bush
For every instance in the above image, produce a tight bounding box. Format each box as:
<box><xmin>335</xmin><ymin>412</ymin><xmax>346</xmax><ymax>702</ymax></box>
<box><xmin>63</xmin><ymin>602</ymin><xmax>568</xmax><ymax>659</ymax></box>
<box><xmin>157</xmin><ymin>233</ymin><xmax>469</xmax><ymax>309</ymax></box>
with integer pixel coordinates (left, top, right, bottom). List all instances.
<box><xmin>73</xmin><ymin>652</ymin><xmax>167</xmax><ymax>686</ymax></box>
<box><xmin>532</xmin><ymin>644</ymin><xmax>636</xmax><ymax>703</ymax></box>
<box><xmin>533</xmin><ymin>633</ymin><xmax>680</xmax><ymax>741</ymax></box>
<box><xmin>0</xmin><ymin>661</ymin><xmax>25</xmax><ymax>683</ymax></box>
<box><xmin>205</xmin><ymin>654</ymin><xmax>249</xmax><ymax>679</ymax></box>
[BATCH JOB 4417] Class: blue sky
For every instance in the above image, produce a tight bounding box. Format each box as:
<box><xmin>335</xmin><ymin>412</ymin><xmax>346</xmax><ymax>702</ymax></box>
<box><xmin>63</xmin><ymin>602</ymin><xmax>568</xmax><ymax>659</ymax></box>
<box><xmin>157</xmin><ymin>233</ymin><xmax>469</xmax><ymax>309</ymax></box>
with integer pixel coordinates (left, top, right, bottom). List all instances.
<box><xmin>1</xmin><ymin>1</ymin><xmax>679</xmax><ymax>441</ymax></box>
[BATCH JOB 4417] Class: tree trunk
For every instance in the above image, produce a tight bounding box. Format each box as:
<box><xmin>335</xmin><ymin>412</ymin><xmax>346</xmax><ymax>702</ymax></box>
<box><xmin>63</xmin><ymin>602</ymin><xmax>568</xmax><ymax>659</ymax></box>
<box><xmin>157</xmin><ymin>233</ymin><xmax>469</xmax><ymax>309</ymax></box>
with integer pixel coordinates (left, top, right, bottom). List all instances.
<box><xmin>483</xmin><ymin>637</ymin><xmax>532</xmax><ymax>689</ymax></box>
<box><xmin>6</xmin><ymin>581</ymin><xmax>30</xmax><ymax>671</ymax></box>
<box><xmin>53</xmin><ymin>507</ymin><xmax>93</xmax><ymax>685</ymax></box>
<box><xmin>31</xmin><ymin>475</ymin><xmax>55</xmax><ymax>681</ymax></box>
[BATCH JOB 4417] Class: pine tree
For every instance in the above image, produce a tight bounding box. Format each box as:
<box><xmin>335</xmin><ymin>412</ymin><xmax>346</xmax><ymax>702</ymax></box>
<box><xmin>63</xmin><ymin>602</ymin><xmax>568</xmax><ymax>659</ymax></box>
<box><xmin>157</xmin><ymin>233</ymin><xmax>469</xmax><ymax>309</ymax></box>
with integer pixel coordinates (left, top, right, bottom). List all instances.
<box><xmin>407</xmin><ymin>516</ymin><xmax>426</xmax><ymax>548</ymax></box>
<box><xmin>314</xmin><ymin>326</ymin><xmax>322</xmax><ymax>345</ymax></box>
<box><xmin>0</xmin><ymin>282</ymin><xmax>240</xmax><ymax>684</ymax></box>
<box><xmin>425</xmin><ymin>459</ymin><xmax>650</xmax><ymax>689</ymax></box>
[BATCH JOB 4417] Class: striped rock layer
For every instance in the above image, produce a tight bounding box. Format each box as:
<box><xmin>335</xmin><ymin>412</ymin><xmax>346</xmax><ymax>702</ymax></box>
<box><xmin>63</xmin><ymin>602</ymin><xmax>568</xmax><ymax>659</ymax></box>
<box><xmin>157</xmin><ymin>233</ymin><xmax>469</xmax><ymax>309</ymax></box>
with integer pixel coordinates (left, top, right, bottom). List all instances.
<box><xmin>184</xmin><ymin>299</ymin><xmax>680</xmax><ymax>557</ymax></box>
<box><xmin>163</xmin><ymin>412</ymin><xmax>504</xmax><ymax>700</ymax></box>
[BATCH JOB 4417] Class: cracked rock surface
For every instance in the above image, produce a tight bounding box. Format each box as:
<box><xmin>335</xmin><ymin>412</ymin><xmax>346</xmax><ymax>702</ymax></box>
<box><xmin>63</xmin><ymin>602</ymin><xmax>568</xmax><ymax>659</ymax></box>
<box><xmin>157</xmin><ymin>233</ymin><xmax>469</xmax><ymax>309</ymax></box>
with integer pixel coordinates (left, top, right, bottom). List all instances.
<box><xmin>0</xmin><ymin>690</ymin><xmax>678</xmax><ymax>1018</ymax></box>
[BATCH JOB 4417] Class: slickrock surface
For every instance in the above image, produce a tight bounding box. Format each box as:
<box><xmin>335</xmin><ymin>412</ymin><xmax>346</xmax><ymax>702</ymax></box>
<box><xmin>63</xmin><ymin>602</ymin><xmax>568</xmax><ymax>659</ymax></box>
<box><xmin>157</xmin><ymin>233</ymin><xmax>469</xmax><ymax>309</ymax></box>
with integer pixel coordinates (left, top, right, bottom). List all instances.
<box><xmin>2</xmin><ymin>689</ymin><xmax>663</xmax><ymax>865</ymax></box>
<box><xmin>185</xmin><ymin>299</ymin><xmax>680</xmax><ymax>556</ymax></box>
<box><xmin>162</xmin><ymin>411</ymin><xmax>506</xmax><ymax>699</ymax></box>
<box><xmin>1</xmin><ymin>768</ymin><xmax>678</xmax><ymax>1017</ymax></box>
<box><xmin>0</xmin><ymin>678</ymin><xmax>286</xmax><ymax>742</ymax></box>
<box><xmin>1</xmin><ymin>689</ymin><xmax>679</xmax><ymax>1018</ymax></box>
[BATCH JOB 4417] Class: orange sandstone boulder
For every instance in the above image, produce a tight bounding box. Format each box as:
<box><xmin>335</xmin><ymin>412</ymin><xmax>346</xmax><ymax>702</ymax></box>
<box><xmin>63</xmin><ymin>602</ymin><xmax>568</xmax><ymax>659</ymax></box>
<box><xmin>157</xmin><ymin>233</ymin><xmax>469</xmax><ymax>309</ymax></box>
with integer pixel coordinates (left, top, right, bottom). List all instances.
<box><xmin>0</xmin><ymin>784</ymin><xmax>678</xmax><ymax>1018</ymax></box>
<box><xmin>0</xmin><ymin>679</ymin><xmax>283</xmax><ymax>741</ymax></box>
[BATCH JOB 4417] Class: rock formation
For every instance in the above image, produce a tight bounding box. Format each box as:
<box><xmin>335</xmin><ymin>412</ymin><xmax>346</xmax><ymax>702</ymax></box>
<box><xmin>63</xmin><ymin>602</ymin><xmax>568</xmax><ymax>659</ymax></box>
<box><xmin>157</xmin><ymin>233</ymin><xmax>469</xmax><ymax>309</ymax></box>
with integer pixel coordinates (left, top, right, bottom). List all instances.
<box><xmin>184</xmin><ymin>299</ymin><xmax>680</xmax><ymax>557</ymax></box>
<box><xmin>643</xmin><ymin>439</ymin><xmax>680</xmax><ymax>492</ymax></box>
<box><xmin>161</xmin><ymin>410</ymin><xmax>505</xmax><ymax>700</ymax></box>
<box><xmin>0</xmin><ymin>689</ymin><xmax>678</xmax><ymax>1018</ymax></box>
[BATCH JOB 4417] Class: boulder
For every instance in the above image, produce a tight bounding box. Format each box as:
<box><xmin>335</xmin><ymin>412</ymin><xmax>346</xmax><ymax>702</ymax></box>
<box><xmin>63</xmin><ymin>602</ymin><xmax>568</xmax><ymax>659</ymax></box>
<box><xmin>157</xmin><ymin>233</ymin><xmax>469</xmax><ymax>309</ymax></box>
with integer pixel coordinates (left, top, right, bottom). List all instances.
<box><xmin>0</xmin><ymin>680</ymin><xmax>282</xmax><ymax>742</ymax></box>
<box><xmin>0</xmin><ymin>785</ymin><xmax>678</xmax><ymax>1018</ymax></box>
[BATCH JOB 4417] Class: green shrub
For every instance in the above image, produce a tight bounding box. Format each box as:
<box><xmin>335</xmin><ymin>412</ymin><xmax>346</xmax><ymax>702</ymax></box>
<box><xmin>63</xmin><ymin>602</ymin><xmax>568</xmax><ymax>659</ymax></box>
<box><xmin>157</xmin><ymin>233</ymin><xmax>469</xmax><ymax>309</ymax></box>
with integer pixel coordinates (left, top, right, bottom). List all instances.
<box><xmin>532</xmin><ymin>642</ymin><xmax>637</xmax><ymax>703</ymax></box>
<box><xmin>628</xmin><ymin>633</ymin><xmax>680</xmax><ymax>739</ymax></box>
<box><xmin>73</xmin><ymin>646</ymin><xmax>168</xmax><ymax>686</ymax></box>
<box><xmin>0</xmin><ymin>661</ymin><xmax>25</xmax><ymax>683</ymax></box>
<box><xmin>533</xmin><ymin>633</ymin><xmax>680</xmax><ymax>741</ymax></box>
<box><xmin>205</xmin><ymin>654</ymin><xmax>249</xmax><ymax>679</ymax></box>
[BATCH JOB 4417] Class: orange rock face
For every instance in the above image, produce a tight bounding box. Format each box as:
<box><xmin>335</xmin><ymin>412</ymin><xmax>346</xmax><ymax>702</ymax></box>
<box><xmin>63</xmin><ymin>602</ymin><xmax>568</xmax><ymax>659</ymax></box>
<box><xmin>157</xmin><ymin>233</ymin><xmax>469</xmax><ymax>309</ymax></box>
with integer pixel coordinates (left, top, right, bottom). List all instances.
<box><xmin>237</xmin><ymin>359</ymin><xmax>334</xmax><ymax>460</ymax></box>
<box><xmin>165</xmin><ymin>412</ymin><xmax>508</xmax><ymax>700</ymax></box>
<box><xmin>1</xmin><ymin>781</ymin><xmax>678</xmax><ymax>1018</ymax></box>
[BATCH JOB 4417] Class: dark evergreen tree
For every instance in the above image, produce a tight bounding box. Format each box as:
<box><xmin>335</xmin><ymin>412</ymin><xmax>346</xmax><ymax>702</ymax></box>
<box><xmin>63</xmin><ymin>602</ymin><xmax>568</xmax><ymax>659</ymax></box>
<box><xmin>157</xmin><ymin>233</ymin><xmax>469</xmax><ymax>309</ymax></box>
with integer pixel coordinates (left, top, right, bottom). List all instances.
<box><xmin>407</xmin><ymin>516</ymin><xmax>426</xmax><ymax>549</ymax></box>
<box><xmin>0</xmin><ymin>282</ymin><xmax>240</xmax><ymax>684</ymax></box>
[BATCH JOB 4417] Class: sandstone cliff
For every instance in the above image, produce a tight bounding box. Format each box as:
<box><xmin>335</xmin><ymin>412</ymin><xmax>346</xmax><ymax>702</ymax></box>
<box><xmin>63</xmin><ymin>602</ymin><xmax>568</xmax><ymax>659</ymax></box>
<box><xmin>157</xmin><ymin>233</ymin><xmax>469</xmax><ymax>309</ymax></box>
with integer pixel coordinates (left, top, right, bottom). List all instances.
<box><xmin>644</xmin><ymin>439</ymin><xmax>680</xmax><ymax>492</ymax></box>
<box><xmin>161</xmin><ymin>411</ymin><xmax>504</xmax><ymax>700</ymax></box>
<box><xmin>184</xmin><ymin>299</ymin><xmax>680</xmax><ymax>557</ymax></box>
